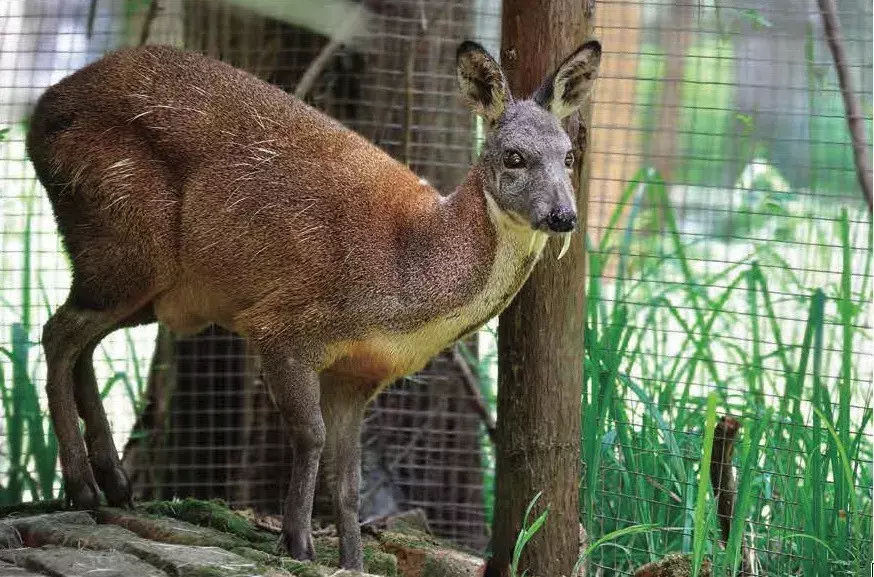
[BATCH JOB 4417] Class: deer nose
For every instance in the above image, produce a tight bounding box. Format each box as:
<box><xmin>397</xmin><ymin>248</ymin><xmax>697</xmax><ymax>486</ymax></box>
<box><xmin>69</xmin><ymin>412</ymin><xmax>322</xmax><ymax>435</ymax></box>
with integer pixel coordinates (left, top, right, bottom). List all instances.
<box><xmin>544</xmin><ymin>207</ymin><xmax>577</xmax><ymax>233</ymax></box>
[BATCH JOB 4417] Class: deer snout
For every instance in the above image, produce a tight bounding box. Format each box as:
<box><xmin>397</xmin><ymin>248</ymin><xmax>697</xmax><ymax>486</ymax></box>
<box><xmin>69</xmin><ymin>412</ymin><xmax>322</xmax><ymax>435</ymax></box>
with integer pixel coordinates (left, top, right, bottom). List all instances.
<box><xmin>540</xmin><ymin>206</ymin><xmax>578</xmax><ymax>233</ymax></box>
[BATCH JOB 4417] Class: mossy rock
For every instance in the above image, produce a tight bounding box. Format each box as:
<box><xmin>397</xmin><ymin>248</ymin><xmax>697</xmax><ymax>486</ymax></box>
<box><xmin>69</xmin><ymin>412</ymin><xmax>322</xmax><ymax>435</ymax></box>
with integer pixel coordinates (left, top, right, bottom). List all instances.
<box><xmin>0</xmin><ymin>544</ymin><xmax>168</xmax><ymax>577</ymax></box>
<box><xmin>96</xmin><ymin>507</ymin><xmax>251</xmax><ymax>550</ymax></box>
<box><xmin>138</xmin><ymin>499</ymin><xmax>278</xmax><ymax>548</ymax></box>
<box><xmin>1</xmin><ymin>512</ymin><xmax>135</xmax><ymax>551</ymax></box>
<box><xmin>233</xmin><ymin>547</ymin><xmax>327</xmax><ymax>577</ymax></box>
<box><xmin>377</xmin><ymin>526</ymin><xmax>478</xmax><ymax>558</ymax></box>
<box><xmin>377</xmin><ymin>530</ymin><xmax>439</xmax><ymax>550</ymax></box>
<box><xmin>0</xmin><ymin>512</ymin><xmax>94</xmax><ymax>550</ymax></box>
<box><xmin>1</xmin><ymin>511</ymin><xmax>95</xmax><ymax>529</ymax></box>
<box><xmin>0</xmin><ymin>525</ymin><xmax>22</xmax><ymax>550</ymax></box>
<box><xmin>122</xmin><ymin>538</ymin><xmax>263</xmax><ymax>577</ymax></box>
<box><xmin>378</xmin><ymin>532</ymin><xmax>481</xmax><ymax>577</ymax></box>
<box><xmin>0</xmin><ymin>560</ymin><xmax>46</xmax><ymax>576</ymax></box>
<box><xmin>0</xmin><ymin>501</ymin><xmax>67</xmax><ymax>521</ymax></box>
<box><xmin>314</xmin><ymin>537</ymin><xmax>397</xmax><ymax>576</ymax></box>
<box><xmin>5</xmin><ymin>513</ymin><xmax>262</xmax><ymax>577</ymax></box>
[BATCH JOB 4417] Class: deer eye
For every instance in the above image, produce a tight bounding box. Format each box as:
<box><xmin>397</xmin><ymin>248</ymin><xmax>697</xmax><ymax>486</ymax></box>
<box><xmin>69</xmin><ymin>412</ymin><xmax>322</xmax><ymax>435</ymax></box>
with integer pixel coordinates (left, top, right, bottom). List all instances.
<box><xmin>564</xmin><ymin>151</ymin><xmax>574</xmax><ymax>168</ymax></box>
<box><xmin>503</xmin><ymin>151</ymin><xmax>525</xmax><ymax>169</ymax></box>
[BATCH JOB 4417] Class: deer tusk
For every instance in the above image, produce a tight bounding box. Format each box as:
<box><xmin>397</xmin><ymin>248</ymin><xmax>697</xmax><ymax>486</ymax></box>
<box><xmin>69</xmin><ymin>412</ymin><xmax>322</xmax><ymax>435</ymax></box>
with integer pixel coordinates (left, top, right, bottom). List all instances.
<box><xmin>557</xmin><ymin>234</ymin><xmax>572</xmax><ymax>260</ymax></box>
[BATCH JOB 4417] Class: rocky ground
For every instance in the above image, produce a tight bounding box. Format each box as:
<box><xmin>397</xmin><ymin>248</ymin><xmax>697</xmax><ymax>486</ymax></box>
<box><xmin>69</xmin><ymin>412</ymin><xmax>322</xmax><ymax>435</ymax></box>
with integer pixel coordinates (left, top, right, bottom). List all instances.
<box><xmin>0</xmin><ymin>499</ymin><xmax>484</xmax><ymax>577</ymax></box>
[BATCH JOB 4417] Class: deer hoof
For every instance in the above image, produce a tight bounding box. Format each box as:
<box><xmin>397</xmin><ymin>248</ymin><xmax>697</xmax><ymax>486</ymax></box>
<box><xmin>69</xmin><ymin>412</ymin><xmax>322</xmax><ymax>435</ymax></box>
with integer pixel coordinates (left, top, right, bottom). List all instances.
<box><xmin>280</xmin><ymin>529</ymin><xmax>315</xmax><ymax>562</ymax></box>
<box><xmin>64</xmin><ymin>475</ymin><xmax>101</xmax><ymax>509</ymax></box>
<box><xmin>92</xmin><ymin>461</ymin><xmax>133</xmax><ymax>508</ymax></box>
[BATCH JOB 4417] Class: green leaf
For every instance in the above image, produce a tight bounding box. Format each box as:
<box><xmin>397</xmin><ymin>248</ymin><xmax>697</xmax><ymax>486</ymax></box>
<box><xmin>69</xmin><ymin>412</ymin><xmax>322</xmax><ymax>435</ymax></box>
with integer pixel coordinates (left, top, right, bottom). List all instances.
<box><xmin>692</xmin><ymin>394</ymin><xmax>719</xmax><ymax>577</ymax></box>
<box><xmin>572</xmin><ymin>524</ymin><xmax>659</xmax><ymax>576</ymax></box>
<box><xmin>738</xmin><ymin>8</ymin><xmax>772</xmax><ymax>29</ymax></box>
<box><xmin>510</xmin><ymin>491</ymin><xmax>549</xmax><ymax>577</ymax></box>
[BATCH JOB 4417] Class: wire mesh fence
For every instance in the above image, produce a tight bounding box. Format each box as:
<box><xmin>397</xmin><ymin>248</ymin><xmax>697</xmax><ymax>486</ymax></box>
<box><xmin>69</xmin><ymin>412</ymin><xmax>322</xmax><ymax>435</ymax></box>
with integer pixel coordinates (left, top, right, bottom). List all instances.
<box><xmin>585</xmin><ymin>1</ymin><xmax>872</xmax><ymax>574</ymax></box>
<box><xmin>0</xmin><ymin>0</ymin><xmax>871</xmax><ymax>574</ymax></box>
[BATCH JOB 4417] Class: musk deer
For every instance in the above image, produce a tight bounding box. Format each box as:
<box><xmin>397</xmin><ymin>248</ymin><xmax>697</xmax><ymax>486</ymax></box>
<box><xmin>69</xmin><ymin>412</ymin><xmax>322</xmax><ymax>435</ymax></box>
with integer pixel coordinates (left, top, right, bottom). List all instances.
<box><xmin>27</xmin><ymin>39</ymin><xmax>601</xmax><ymax>569</ymax></box>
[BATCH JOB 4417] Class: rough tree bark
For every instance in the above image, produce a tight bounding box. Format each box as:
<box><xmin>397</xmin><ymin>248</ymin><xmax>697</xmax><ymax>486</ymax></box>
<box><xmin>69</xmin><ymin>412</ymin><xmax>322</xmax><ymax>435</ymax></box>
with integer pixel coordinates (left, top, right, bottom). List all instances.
<box><xmin>488</xmin><ymin>1</ymin><xmax>596</xmax><ymax>576</ymax></box>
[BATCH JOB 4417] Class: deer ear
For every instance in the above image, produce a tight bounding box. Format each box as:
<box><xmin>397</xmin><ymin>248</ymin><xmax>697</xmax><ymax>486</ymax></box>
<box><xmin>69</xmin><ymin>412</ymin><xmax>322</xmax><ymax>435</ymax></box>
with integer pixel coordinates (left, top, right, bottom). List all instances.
<box><xmin>533</xmin><ymin>40</ymin><xmax>602</xmax><ymax>119</ymax></box>
<box><xmin>456</xmin><ymin>41</ymin><xmax>511</xmax><ymax>124</ymax></box>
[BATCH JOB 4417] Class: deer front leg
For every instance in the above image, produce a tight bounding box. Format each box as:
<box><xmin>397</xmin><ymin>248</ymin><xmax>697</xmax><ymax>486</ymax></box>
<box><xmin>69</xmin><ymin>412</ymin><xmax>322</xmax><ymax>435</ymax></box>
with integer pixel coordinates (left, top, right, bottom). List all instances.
<box><xmin>321</xmin><ymin>381</ymin><xmax>367</xmax><ymax>570</ymax></box>
<box><xmin>261</xmin><ymin>350</ymin><xmax>325</xmax><ymax>561</ymax></box>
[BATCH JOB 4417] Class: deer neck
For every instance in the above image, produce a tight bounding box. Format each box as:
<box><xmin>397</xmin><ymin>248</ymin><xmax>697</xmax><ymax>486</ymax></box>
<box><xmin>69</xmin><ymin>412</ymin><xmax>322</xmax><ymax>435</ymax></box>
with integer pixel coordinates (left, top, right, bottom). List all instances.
<box><xmin>322</xmin><ymin>164</ymin><xmax>550</xmax><ymax>384</ymax></box>
<box><xmin>400</xmin><ymin>164</ymin><xmax>548</xmax><ymax>328</ymax></box>
<box><xmin>468</xmin><ymin>168</ymin><xmax>551</xmax><ymax>312</ymax></box>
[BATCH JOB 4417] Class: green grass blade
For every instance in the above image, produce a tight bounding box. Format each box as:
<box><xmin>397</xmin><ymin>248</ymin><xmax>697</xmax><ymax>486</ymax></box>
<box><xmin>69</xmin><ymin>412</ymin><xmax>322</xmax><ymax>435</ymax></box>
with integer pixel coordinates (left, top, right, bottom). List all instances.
<box><xmin>790</xmin><ymin>290</ymin><xmax>823</xmax><ymax>421</ymax></box>
<box><xmin>572</xmin><ymin>523</ymin><xmax>659</xmax><ymax>576</ymax></box>
<box><xmin>7</xmin><ymin>324</ymin><xmax>29</xmax><ymax>502</ymax></box>
<box><xmin>620</xmin><ymin>374</ymin><xmax>685</xmax><ymax>485</ymax></box>
<box><xmin>835</xmin><ymin>208</ymin><xmax>853</xmax><ymax>553</ymax></box>
<box><xmin>598</xmin><ymin>166</ymin><xmax>663</xmax><ymax>254</ymax></box>
<box><xmin>691</xmin><ymin>393</ymin><xmax>719</xmax><ymax>577</ymax></box>
<box><xmin>810</xmin><ymin>405</ymin><xmax>859</xmax><ymax>518</ymax></box>
<box><xmin>745</xmin><ymin>266</ymin><xmax>763</xmax><ymax>406</ymax></box>
<box><xmin>123</xmin><ymin>329</ymin><xmax>145</xmax><ymax>399</ymax></box>
<box><xmin>100</xmin><ymin>372</ymin><xmax>132</xmax><ymax>400</ymax></box>
<box><xmin>807</xmin><ymin>290</ymin><xmax>828</xmax><ymax>577</ymax></box>
<box><xmin>783</xmin><ymin>533</ymin><xmax>837</xmax><ymax>557</ymax></box>
<box><xmin>750</xmin><ymin>261</ymin><xmax>793</xmax><ymax>383</ymax></box>
<box><xmin>510</xmin><ymin>491</ymin><xmax>549</xmax><ymax>577</ymax></box>
<box><xmin>849</xmin><ymin>405</ymin><xmax>872</xmax><ymax>469</ymax></box>
<box><xmin>21</xmin><ymin>182</ymin><xmax>36</xmax><ymax>332</ymax></box>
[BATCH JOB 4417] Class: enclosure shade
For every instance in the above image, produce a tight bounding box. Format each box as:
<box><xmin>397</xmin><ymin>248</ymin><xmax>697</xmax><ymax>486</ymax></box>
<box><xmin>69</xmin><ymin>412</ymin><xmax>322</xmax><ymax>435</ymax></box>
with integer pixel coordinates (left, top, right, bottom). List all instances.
<box><xmin>489</xmin><ymin>1</ymin><xmax>594</xmax><ymax>576</ymax></box>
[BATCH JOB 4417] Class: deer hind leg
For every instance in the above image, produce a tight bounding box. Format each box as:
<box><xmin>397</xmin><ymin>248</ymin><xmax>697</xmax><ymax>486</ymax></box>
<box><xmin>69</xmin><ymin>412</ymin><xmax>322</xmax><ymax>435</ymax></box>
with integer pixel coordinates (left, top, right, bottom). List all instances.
<box><xmin>40</xmin><ymin>162</ymin><xmax>174</xmax><ymax>506</ymax></box>
<box><xmin>320</xmin><ymin>374</ymin><xmax>370</xmax><ymax>570</ymax></box>
<box><xmin>260</xmin><ymin>348</ymin><xmax>325</xmax><ymax>562</ymax></box>
<box><xmin>73</xmin><ymin>307</ymin><xmax>156</xmax><ymax>507</ymax></box>
<box><xmin>43</xmin><ymin>303</ymin><xmax>133</xmax><ymax>508</ymax></box>
<box><xmin>31</xmin><ymin>119</ymin><xmax>178</xmax><ymax>507</ymax></box>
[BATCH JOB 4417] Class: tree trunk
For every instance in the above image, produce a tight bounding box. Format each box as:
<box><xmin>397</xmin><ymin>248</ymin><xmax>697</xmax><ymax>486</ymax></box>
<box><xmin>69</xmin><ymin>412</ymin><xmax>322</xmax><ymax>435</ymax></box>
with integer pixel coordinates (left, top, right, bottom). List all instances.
<box><xmin>488</xmin><ymin>1</ymin><xmax>595</xmax><ymax>576</ymax></box>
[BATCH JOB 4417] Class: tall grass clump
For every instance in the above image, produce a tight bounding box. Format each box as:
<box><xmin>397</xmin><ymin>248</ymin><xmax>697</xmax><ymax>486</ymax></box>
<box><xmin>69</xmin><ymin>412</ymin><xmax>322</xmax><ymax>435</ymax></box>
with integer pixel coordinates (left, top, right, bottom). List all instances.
<box><xmin>0</xmin><ymin>179</ymin><xmax>57</xmax><ymax>502</ymax></box>
<box><xmin>578</xmin><ymin>163</ymin><xmax>872</xmax><ymax>575</ymax></box>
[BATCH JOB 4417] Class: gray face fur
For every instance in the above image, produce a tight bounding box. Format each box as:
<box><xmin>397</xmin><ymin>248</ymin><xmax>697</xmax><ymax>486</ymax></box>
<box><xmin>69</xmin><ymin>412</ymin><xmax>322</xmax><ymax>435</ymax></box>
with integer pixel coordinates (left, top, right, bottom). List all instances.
<box><xmin>456</xmin><ymin>40</ymin><xmax>602</xmax><ymax>234</ymax></box>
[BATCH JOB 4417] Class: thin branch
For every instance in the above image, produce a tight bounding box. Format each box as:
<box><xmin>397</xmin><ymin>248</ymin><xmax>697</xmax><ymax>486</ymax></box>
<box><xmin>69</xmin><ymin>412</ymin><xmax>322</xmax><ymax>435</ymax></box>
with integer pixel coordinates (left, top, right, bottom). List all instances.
<box><xmin>816</xmin><ymin>0</ymin><xmax>873</xmax><ymax>213</ymax></box>
<box><xmin>294</xmin><ymin>36</ymin><xmax>344</xmax><ymax>100</ymax></box>
<box><xmin>294</xmin><ymin>4</ymin><xmax>367</xmax><ymax>100</ymax></box>
<box><xmin>139</xmin><ymin>0</ymin><xmax>160</xmax><ymax>46</ymax></box>
<box><xmin>86</xmin><ymin>0</ymin><xmax>99</xmax><ymax>39</ymax></box>
<box><xmin>452</xmin><ymin>345</ymin><xmax>497</xmax><ymax>444</ymax></box>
